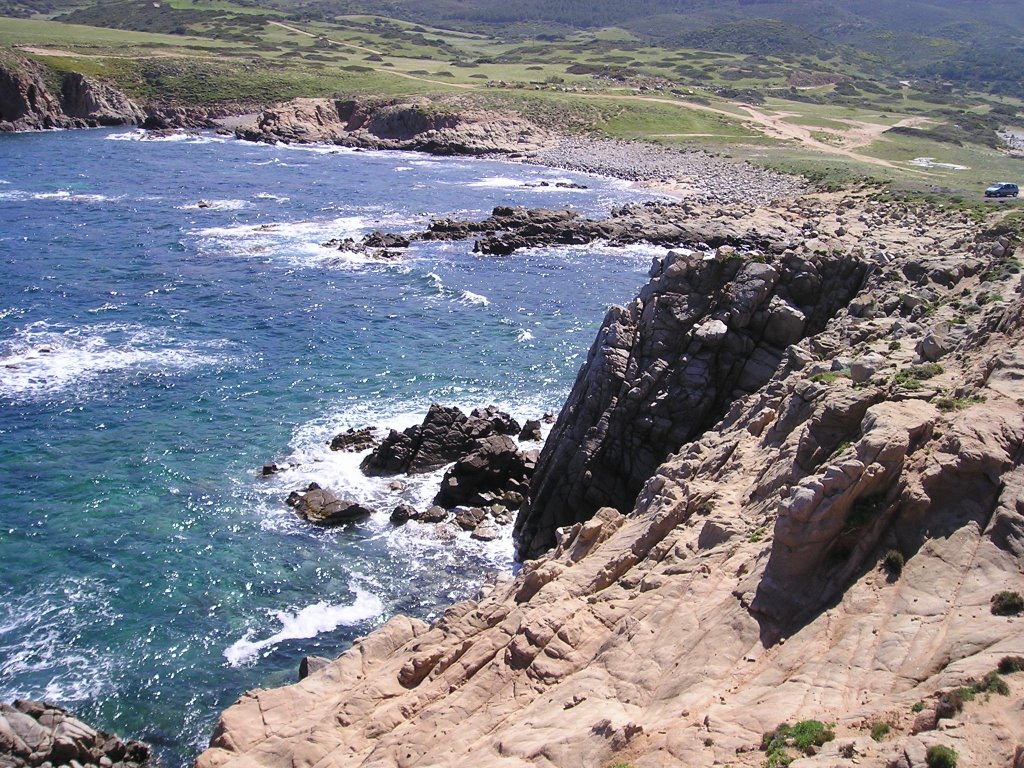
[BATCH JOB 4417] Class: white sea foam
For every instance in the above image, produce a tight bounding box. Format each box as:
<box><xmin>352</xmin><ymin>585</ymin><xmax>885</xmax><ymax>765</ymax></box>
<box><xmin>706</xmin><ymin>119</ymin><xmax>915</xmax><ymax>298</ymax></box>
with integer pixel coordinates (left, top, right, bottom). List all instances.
<box><xmin>106</xmin><ymin>129</ymin><xmax>226</xmax><ymax>145</ymax></box>
<box><xmin>516</xmin><ymin>329</ymin><xmax>534</xmax><ymax>342</ymax></box>
<box><xmin>254</xmin><ymin>192</ymin><xmax>290</xmax><ymax>203</ymax></box>
<box><xmin>223</xmin><ymin>587</ymin><xmax>382</xmax><ymax>666</ymax></box>
<box><xmin>0</xmin><ymin>578</ymin><xmax>118</xmax><ymax>704</ymax></box>
<box><xmin>0</xmin><ymin>189</ymin><xmax>118</xmax><ymax>204</ymax></box>
<box><xmin>460</xmin><ymin>290</ymin><xmax>490</xmax><ymax>307</ymax></box>
<box><xmin>0</xmin><ymin>321</ymin><xmax>229</xmax><ymax>399</ymax></box>
<box><xmin>468</xmin><ymin>176</ymin><xmax>536</xmax><ymax>189</ymax></box>
<box><xmin>195</xmin><ymin>215</ymin><xmax>367</xmax><ymax>241</ymax></box>
<box><xmin>179</xmin><ymin>199</ymin><xmax>251</xmax><ymax>211</ymax></box>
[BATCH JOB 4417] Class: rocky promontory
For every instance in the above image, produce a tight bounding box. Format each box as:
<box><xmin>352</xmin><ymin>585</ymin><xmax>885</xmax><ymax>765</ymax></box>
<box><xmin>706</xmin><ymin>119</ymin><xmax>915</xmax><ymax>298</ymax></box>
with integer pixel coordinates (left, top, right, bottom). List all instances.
<box><xmin>0</xmin><ymin>54</ymin><xmax>253</xmax><ymax>132</ymax></box>
<box><xmin>196</xmin><ymin>192</ymin><xmax>1024</xmax><ymax>767</ymax></box>
<box><xmin>235</xmin><ymin>97</ymin><xmax>551</xmax><ymax>155</ymax></box>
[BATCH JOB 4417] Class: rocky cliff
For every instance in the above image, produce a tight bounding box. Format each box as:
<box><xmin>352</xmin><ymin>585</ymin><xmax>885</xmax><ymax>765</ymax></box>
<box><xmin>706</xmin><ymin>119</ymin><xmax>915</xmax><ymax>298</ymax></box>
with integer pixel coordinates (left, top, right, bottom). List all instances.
<box><xmin>0</xmin><ymin>55</ymin><xmax>145</xmax><ymax>131</ymax></box>
<box><xmin>235</xmin><ymin>97</ymin><xmax>551</xmax><ymax>155</ymax></box>
<box><xmin>196</xmin><ymin>193</ymin><xmax>1024</xmax><ymax>768</ymax></box>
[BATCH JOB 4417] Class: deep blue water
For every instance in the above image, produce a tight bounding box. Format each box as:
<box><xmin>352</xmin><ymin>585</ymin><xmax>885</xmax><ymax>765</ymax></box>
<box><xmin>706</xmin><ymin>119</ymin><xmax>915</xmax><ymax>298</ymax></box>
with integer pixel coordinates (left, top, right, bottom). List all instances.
<box><xmin>0</xmin><ymin>128</ymin><xmax>664</xmax><ymax>765</ymax></box>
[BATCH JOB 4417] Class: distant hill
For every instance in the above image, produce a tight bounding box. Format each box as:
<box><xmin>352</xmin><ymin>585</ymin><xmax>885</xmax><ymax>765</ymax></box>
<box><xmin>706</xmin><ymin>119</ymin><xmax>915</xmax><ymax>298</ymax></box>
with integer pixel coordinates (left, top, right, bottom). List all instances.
<box><xmin>11</xmin><ymin>0</ymin><xmax>1024</xmax><ymax>96</ymax></box>
<box><xmin>271</xmin><ymin>0</ymin><xmax>1024</xmax><ymax>93</ymax></box>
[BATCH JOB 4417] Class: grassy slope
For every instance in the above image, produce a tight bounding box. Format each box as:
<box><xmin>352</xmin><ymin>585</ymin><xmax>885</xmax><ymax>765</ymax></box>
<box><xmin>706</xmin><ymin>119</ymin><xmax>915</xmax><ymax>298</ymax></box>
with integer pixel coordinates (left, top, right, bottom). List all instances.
<box><xmin>1</xmin><ymin>2</ymin><xmax>1021</xmax><ymax>199</ymax></box>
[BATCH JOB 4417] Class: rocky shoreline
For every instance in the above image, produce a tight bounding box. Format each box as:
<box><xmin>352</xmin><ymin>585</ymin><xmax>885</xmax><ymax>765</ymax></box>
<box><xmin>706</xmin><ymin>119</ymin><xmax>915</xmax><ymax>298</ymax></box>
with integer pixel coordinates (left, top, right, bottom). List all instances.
<box><xmin>195</xmin><ymin>189</ymin><xmax>1024</xmax><ymax>768</ymax></box>
<box><xmin>520</xmin><ymin>136</ymin><xmax>808</xmax><ymax>204</ymax></box>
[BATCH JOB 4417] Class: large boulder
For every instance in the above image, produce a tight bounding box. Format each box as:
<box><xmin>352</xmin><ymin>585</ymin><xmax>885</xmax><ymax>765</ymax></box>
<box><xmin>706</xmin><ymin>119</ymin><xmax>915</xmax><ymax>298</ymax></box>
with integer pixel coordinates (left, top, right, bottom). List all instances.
<box><xmin>286</xmin><ymin>483</ymin><xmax>374</xmax><ymax>526</ymax></box>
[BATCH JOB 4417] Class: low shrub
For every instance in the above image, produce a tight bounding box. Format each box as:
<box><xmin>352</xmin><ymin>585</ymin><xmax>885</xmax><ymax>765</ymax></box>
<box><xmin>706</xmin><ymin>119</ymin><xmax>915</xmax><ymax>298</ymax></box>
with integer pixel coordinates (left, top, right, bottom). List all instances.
<box><xmin>926</xmin><ymin>744</ymin><xmax>958</xmax><ymax>768</ymax></box>
<box><xmin>883</xmin><ymin>549</ymin><xmax>905</xmax><ymax>578</ymax></box>
<box><xmin>991</xmin><ymin>590</ymin><xmax>1024</xmax><ymax>616</ymax></box>
<box><xmin>870</xmin><ymin>721</ymin><xmax>891</xmax><ymax>741</ymax></box>
<box><xmin>998</xmin><ymin>655</ymin><xmax>1024</xmax><ymax>674</ymax></box>
<box><xmin>974</xmin><ymin>671</ymin><xmax>1010</xmax><ymax>696</ymax></box>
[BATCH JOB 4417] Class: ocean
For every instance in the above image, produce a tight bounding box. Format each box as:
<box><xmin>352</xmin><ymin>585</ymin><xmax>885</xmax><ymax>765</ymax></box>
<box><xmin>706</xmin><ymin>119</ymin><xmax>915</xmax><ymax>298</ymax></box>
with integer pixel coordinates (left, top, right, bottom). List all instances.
<box><xmin>0</xmin><ymin>127</ymin><xmax>665</xmax><ymax>765</ymax></box>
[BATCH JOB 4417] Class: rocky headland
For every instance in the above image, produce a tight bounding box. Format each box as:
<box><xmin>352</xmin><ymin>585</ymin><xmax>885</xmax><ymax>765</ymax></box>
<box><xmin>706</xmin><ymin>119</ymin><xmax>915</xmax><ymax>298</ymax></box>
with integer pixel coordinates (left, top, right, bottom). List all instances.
<box><xmin>0</xmin><ymin>54</ymin><xmax>249</xmax><ymax>131</ymax></box>
<box><xmin>196</xmin><ymin>190</ymin><xmax>1024</xmax><ymax>768</ymax></box>
<box><xmin>234</xmin><ymin>97</ymin><xmax>551</xmax><ymax>156</ymax></box>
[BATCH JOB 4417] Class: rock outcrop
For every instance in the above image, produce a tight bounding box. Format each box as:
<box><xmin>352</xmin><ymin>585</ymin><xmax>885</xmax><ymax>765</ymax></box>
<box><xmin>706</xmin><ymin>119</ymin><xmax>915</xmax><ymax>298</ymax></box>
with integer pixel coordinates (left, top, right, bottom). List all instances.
<box><xmin>413</xmin><ymin>201</ymin><xmax>793</xmax><ymax>255</ymax></box>
<box><xmin>434</xmin><ymin>434</ymin><xmax>537</xmax><ymax>510</ymax></box>
<box><xmin>235</xmin><ymin>97</ymin><xmax>551</xmax><ymax>155</ymax></box>
<box><xmin>515</xmin><ymin>247</ymin><xmax>870</xmax><ymax>559</ymax></box>
<box><xmin>197</xmin><ymin>193</ymin><xmax>1024</xmax><ymax>768</ymax></box>
<box><xmin>0</xmin><ymin>56</ymin><xmax>144</xmax><ymax>131</ymax></box>
<box><xmin>361</xmin><ymin>404</ymin><xmax>520</xmax><ymax>476</ymax></box>
<box><xmin>0</xmin><ymin>699</ymin><xmax>150</xmax><ymax>768</ymax></box>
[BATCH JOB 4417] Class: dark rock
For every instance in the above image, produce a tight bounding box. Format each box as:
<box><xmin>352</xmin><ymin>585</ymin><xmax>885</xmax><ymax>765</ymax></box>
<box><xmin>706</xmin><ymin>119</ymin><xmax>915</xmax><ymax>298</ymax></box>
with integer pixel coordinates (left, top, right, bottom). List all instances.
<box><xmin>514</xmin><ymin>249</ymin><xmax>871</xmax><ymax>560</ymax></box>
<box><xmin>453</xmin><ymin>506</ymin><xmax>487</xmax><ymax>531</ymax></box>
<box><xmin>434</xmin><ymin>435</ymin><xmax>534</xmax><ymax>509</ymax></box>
<box><xmin>469</xmin><ymin>405</ymin><xmax>521</xmax><ymax>436</ymax></box>
<box><xmin>298</xmin><ymin>655</ymin><xmax>331</xmax><ymax>680</ymax></box>
<box><xmin>390</xmin><ymin>504</ymin><xmax>416</xmax><ymax>525</ymax></box>
<box><xmin>0</xmin><ymin>700</ymin><xmax>149</xmax><ymax>768</ymax></box>
<box><xmin>286</xmin><ymin>483</ymin><xmax>374</xmax><ymax>526</ymax></box>
<box><xmin>261</xmin><ymin>463</ymin><xmax>280</xmax><ymax>476</ymax></box>
<box><xmin>415</xmin><ymin>505</ymin><xmax>448</xmax><ymax>523</ymax></box>
<box><xmin>519</xmin><ymin>419</ymin><xmax>543</xmax><ymax>441</ymax></box>
<box><xmin>362</xmin><ymin>231</ymin><xmax>410</xmax><ymax>249</ymax></box>
<box><xmin>360</xmin><ymin>404</ymin><xmax>519</xmax><ymax>476</ymax></box>
<box><xmin>329</xmin><ymin>427</ymin><xmax>378</xmax><ymax>453</ymax></box>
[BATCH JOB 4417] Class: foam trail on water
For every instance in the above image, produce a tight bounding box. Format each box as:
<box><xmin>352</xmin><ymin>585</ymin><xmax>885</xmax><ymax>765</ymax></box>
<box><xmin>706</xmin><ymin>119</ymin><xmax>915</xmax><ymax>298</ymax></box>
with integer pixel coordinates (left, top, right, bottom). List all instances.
<box><xmin>460</xmin><ymin>291</ymin><xmax>490</xmax><ymax>307</ymax></box>
<box><xmin>224</xmin><ymin>587</ymin><xmax>383</xmax><ymax>666</ymax></box>
<box><xmin>0</xmin><ymin>321</ymin><xmax>229</xmax><ymax>400</ymax></box>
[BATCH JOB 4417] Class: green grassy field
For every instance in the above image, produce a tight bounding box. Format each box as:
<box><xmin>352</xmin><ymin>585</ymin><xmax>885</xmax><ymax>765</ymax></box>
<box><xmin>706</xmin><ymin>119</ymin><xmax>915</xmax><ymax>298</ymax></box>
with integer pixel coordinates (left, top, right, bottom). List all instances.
<box><xmin>2</xmin><ymin>3</ymin><xmax>1021</xmax><ymax>198</ymax></box>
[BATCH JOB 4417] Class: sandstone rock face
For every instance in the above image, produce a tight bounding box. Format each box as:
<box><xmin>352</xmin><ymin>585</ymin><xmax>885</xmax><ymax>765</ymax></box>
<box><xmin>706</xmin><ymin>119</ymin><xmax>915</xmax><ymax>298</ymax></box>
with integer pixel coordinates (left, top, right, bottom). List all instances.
<box><xmin>0</xmin><ymin>57</ymin><xmax>144</xmax><ymax>131</ymax></box>
<box><xmin>236</xmin><ymin>98</ymin><xmax>550</xmax><ymax>155</ymax></box>
<box><xmin>197</xmin><ymin>193</ymin><xmax>1024</xmax><ymax>768</ymax></box>
<box><xmin>515</xmin><ymin>248</ymin><xmax>871</xmax><ymax>560</ymax></box>
<box><xmin>0</xmin><ymin>699</ymin><xmax>149</xmax><ymax>768</ymax></box>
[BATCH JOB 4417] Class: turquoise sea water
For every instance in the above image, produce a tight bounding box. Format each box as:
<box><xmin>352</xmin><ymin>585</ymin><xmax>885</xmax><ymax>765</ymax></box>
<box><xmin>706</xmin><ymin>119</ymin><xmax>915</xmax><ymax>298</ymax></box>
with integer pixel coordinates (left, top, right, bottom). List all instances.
<box><xmin>0</xmin><ymin>128</ymin><xmax>665</xmax><ymax>765</ymax></box>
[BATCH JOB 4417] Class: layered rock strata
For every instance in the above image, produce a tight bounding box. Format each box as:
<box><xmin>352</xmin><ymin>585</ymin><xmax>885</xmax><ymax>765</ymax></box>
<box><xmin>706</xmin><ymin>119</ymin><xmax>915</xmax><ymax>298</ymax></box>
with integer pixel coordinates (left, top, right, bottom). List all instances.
<box><xmin>197</xmin><ymin>193</ymin><xmax>1024</xmax><ymax>768</ymax></box>
<box><xmin>236</xmin><ymin>98</ymin><xmax>551</xmax><ymax>155</ymax></box>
